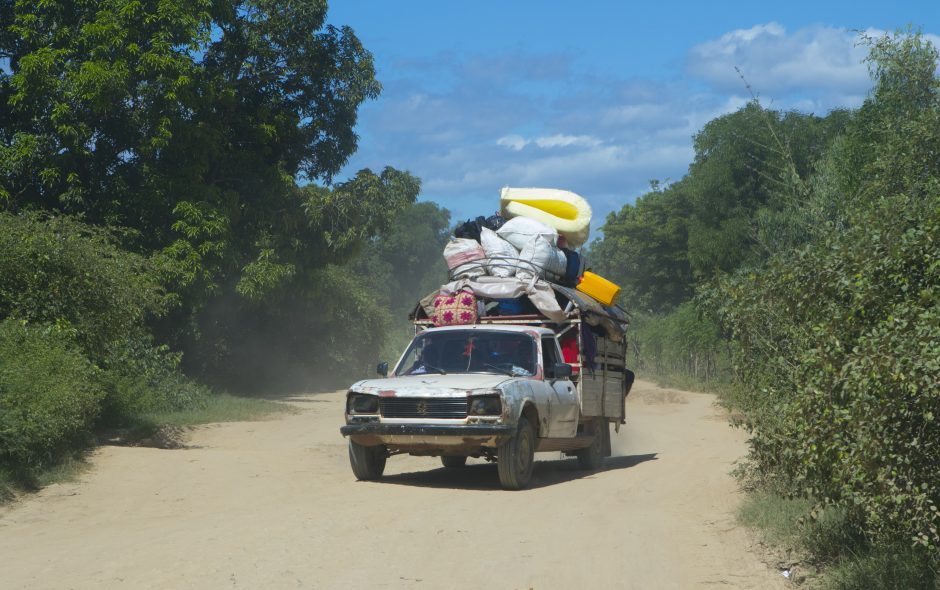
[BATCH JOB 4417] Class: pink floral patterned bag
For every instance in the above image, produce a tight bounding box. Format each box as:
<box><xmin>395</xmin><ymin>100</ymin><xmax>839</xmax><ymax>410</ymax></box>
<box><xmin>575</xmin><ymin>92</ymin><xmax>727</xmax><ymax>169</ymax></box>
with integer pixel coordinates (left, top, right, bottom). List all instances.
<box><xmin>432</xmin><ymin>289</ymin><xmax>478</xmax><ymax>326</ymax></box>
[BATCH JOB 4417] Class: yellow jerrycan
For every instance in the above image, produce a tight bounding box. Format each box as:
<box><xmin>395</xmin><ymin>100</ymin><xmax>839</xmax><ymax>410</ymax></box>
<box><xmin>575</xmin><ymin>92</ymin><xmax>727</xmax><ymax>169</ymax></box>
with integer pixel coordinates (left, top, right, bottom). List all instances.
<box><xmin>576</xmin><ymin>271</ymin><xmax>621</xmax><ymax>305</ymax></box>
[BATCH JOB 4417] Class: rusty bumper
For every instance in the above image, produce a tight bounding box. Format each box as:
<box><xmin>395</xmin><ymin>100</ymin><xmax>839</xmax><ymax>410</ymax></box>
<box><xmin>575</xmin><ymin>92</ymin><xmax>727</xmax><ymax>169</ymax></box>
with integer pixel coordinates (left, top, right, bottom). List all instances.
<box><xmin>340</xmin><ymin>423</ymin><xmax>515</xmax><ymax>451</ymax></box>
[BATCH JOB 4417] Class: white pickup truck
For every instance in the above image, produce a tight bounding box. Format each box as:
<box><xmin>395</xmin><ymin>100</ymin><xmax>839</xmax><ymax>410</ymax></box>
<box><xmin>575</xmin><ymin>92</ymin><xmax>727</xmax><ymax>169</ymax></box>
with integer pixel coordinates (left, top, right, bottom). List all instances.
<box><xmin>340</xmin><ymin>293</ymin><xmax>633</xmax><ymax>489</ymax></box>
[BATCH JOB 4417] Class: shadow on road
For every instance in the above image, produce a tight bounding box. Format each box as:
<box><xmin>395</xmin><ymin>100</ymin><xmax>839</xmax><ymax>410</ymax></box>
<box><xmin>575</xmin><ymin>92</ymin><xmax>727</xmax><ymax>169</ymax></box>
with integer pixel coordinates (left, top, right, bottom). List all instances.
<box><xmin>374</xmin><ymin>453</ymin><xmax>658</xmax><ymax>491</ymax></box>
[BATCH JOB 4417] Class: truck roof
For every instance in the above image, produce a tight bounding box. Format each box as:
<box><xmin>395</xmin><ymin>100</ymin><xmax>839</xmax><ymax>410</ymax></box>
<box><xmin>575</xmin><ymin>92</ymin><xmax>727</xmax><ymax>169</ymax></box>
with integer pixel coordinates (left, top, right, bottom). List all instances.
<box><xmin>423</xmin><ymin>324</ymin><xmax>555</xmax><ymax>337</ymax></box>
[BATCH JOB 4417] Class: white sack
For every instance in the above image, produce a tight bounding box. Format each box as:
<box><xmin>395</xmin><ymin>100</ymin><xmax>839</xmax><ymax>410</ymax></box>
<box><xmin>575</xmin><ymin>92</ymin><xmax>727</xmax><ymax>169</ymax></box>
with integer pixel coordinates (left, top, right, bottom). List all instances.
<box><xmin>516</xmin><ymin>235</ymin><xmax>567</xmax><ymax>281</ymax></box>
<box><xmin>443</xmin><ymin>238</ymin><xmax>485</xmax><ymax>279</ymax></box>
<box><xmin>479</xmin><ymin>227</ymin><xmax>518</xmax><ymax>278</ymax></box>
<box><xmin>496</xmin><ymin>216</ymin><xmax>558</xmax><ymax>250</ymax></box>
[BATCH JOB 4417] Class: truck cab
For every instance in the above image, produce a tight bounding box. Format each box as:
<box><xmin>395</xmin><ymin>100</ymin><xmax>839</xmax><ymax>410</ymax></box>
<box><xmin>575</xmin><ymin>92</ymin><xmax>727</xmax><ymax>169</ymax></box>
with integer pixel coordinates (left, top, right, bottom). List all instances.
<box><xmin>341</xmin><ymin>322</ymin><xmax>625</xmax><ymax>489</ymax></box>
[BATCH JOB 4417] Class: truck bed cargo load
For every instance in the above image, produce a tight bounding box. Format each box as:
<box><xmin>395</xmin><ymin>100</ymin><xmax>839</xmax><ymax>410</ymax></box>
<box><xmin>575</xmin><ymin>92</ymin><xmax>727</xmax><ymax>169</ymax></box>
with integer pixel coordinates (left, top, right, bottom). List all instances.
<box><xmin>339</xmin><ymin>187</ymin><xmax>633</xmax><ymax>490</ymax></box>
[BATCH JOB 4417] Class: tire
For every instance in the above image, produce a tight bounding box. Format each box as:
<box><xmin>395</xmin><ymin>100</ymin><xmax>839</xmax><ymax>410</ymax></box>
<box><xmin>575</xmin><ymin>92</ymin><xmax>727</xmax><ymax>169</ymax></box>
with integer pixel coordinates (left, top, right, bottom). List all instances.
<box><xmin>576</xmin><ymin>417</ymin><xmax>608</xmax><ymax>470</ymax></box>
<box><xmin>348</xmin><ymin>440</ymin><xmax>387</xmax><ymax>480</ymax></box>
<box><xmin>441</xmin><ymin>455</ymin><xmax>468</xmax><ymax>468</ymax></box>
<box><xmin>498</xmin><ymin>416</ymin><xmax>536</xmax><ymax>490</ymax></box>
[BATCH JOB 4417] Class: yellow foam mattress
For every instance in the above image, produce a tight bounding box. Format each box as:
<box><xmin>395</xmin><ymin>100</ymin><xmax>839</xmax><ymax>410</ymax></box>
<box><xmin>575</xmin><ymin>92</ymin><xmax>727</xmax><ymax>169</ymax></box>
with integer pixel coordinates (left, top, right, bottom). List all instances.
<box><xmin>499</xmin><ymin>187</ymin><xmax>592</xmax><ymax>247</ymax></box>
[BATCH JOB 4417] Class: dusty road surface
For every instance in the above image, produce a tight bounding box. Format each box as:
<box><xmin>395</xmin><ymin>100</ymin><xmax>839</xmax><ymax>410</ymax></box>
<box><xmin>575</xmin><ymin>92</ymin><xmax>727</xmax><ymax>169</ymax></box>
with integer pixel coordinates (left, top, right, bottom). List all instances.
<box><xmin>0</xmin><ymin>380</ymin><xmax>784</xmax><ymax>589</ymax></box>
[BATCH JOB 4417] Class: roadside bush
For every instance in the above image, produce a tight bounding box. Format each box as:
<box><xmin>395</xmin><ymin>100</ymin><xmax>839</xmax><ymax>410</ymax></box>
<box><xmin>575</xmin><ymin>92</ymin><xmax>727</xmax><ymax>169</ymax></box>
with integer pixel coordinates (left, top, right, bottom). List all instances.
<box><xmin>710</xmin><ymin>34</ymin><xmax>940</xmax><ymax>569</ymax></box>
<box><xmin>0</xmin><ymin>320</ymin><xmax>104</xmax><ymax>476</ymax></box>
<box><xmin>714</xmin><ymin>194</ymin><xmax>940</xmax><ymax>555</ymax></box>
<box><xmin>0</xmin><ymin>213</ymin><xmax>210</xmax><ymax>462</ymax></box>
<box><xmin>632</xmin><ymin>303</ymin><xmax>730</xmax><ymax>388</ymax></box>
<box><xmin>738</xmin><ymin>491</ymin><xmax>937</xmax><ymax>589</ymax></box>
<box><xmin>98</xmin><ymin>335</ymin><xmax>209</xmax><ymax>427</ymax></box>
<box><xmin>0</xmin><ymin>212</ymin><xmax>165</xmax><ymax>360</ymax></box>
<box><xmin>822</xmin><ymin>548</ymin><xmax>939</xmax><ymax>590</ymax></box>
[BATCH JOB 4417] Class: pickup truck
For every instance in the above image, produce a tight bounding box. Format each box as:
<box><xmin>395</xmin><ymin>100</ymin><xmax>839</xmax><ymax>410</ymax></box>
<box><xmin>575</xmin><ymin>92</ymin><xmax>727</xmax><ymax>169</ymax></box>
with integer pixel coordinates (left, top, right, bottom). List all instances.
<box><xmin>340</xmin><ymin>291</ymin><xmax>633</xmax><ymax>490</ymax></box>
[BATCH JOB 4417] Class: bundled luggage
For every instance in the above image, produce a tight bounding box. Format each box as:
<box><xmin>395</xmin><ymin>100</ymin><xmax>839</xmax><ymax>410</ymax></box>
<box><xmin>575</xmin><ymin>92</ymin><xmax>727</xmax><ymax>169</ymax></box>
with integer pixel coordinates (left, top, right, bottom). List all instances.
<box><xmin>443</xmin><ymin>238</ymin><xmax>486</xmax><ymax>279</ymax></box>
<box><xmin>431</xmin><ymin>289</ymin><xmax>478</xmax><ymax>326</ymax></box>
<box><xmin>434</xmin><ymin>187</ymin><xmax>622</xmax><ymax>324</ymax></box>
<box><xmin>479</xmin><ymin>228</ymin><xmax>518</xmax><ymax>278</ymax></box>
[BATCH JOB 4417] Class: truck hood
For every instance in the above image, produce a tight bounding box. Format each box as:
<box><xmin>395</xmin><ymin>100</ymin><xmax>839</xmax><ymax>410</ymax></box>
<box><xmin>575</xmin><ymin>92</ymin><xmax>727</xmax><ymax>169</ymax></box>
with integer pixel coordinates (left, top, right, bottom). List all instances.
<box><xmin>349</xmin><ymin>373</ymin><xmax>510</xmax><ymax>398</ymax></box>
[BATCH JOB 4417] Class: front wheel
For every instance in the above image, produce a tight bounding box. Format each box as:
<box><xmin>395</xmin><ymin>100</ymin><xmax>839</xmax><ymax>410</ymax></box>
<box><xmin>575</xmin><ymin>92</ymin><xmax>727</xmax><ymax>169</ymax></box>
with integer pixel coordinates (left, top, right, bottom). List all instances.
<box><xmin>498</xmin><ymin>416</ymin><xmax>536</xmax><ymax>490</ymax></box>
<box><xmin>348</xmin><ymin>440</ymin><xmax>387</xmax><ymax>480</ymax></box>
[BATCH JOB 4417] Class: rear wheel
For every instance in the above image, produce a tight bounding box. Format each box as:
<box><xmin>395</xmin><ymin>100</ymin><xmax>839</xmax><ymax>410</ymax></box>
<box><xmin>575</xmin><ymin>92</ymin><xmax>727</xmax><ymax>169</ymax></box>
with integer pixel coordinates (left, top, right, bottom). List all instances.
<box><xmin>498</xmin><ymin>416</ymin><xmax>536</xmax><ymax>490</ymax></box>
<box><xmin>441</xmin><ymin>455</ymin><xmax>468</xmax><ymax>468</ymax></box>
<box><xmin>576</xmin><ymin>417</ymin><xmax>608</xmax><ymax>470</ymax></box>
<box><xmin>348</xmin><ymin>440</ymin><xmax>387</xmax><ymax>480</ymax></box>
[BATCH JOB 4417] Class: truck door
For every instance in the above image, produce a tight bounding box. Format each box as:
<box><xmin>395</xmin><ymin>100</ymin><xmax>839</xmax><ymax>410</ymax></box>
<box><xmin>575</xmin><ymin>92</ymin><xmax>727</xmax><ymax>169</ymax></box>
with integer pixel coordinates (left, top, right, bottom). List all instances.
<box><xmin>541</xmin><ymin>336</ymin><xmax>579</xmax><ymax>438</ymax></box>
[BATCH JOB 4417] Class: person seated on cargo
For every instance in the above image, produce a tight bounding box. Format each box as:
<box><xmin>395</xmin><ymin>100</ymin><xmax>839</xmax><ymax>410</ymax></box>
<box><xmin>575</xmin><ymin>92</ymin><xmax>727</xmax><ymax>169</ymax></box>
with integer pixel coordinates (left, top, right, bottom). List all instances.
<box><xmin>404</xmin><ymin>343</ymin><xmax>443</xmax><ymax>375</ymax></box>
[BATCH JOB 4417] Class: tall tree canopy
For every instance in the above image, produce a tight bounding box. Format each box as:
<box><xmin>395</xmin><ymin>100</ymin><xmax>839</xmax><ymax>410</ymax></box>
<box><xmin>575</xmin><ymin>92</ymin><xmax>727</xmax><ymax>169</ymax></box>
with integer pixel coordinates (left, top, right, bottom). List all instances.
<box><xmin>0</xmin><ymin>0</ymin><xmax>416</xmax><ymax>291</ymax></box>
<box><xmin>590</xmin><ymin>181</ymin><xmax>693</xmax><ymax>313</ymax></box>
<box><xmin>684</xmin><ymin>103</ymin><xmax>850</xmax><ymax>278</ymax></box>
<box><xmin>593</xmin><ymin>105</ymin><xmax>849</xmax><ymax>313</ymax></box>
<box><xmin>0</xmin><ymin>0</ymin><xmax>422</xmax><ymax>385</ymax></box>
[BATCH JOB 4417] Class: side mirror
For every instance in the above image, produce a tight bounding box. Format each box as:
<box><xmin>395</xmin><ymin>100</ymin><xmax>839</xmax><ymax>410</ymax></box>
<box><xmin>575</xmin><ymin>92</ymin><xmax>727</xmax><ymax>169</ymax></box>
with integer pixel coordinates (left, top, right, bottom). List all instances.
<box><xmin>552</xmin><ymin>363</ymin><xmax>573</xmax><ymax>379</ymax></box>
<box><xmin>377</xmin><ymin>361</ymin><xmax>389</xmax><ymax>377</ymax></box>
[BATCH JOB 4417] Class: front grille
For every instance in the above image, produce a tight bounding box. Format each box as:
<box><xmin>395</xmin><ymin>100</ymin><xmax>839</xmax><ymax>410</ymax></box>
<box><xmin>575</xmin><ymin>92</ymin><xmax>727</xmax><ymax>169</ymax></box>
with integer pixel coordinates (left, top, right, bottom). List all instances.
<box><xmin>380</xmin><ymin>397</ymin><xmax>468</xmax><ymax>419</ymax></box>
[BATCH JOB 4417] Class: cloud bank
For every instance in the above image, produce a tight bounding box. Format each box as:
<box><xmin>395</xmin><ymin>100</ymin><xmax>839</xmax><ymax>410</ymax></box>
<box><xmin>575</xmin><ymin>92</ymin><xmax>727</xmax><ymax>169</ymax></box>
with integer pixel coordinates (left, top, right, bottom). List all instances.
<box><xmin>338</xmin><ymin>25</ymin><xmax>937</xmax><ymax>228</ymax></box>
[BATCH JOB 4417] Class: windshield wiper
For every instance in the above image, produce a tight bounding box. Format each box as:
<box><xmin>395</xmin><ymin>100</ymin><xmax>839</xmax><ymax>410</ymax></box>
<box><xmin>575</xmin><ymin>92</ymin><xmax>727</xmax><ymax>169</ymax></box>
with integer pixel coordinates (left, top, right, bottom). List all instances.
<box><xmin>483</xmin><ymin>363</ymin><xmax>515</xmax><ymax>377</ymax></box>
<box><xmin>422</xmin><ymin>364</ymin><xmax>447</xmax><ymax>375</ymax></box>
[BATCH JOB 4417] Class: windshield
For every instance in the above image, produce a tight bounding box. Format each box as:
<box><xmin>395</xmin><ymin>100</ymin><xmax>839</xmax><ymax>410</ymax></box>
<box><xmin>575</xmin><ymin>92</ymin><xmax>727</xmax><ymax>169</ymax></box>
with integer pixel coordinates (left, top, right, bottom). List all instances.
<box><xmin>395</xmin><ymin>330</ymin><xmax>537</xmax><ymax>377</ymax></box>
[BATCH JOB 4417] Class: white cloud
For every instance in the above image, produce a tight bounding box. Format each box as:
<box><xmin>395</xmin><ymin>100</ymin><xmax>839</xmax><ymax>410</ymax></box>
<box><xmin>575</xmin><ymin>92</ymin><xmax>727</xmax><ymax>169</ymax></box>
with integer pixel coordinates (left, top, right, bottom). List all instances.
<box><xmin>497</xmin><ymin>133</ymin><xmax>603</xmax><ymax>150</ymax></box>
<box><xmin>687</xmin><ymin>23</ymin><xmax>872</xmax><ymax>98</ymax></box>
<box><xmin>497</xmin><ymin>134</ymin><xmax>528</xmax><ymax>151</ymax></box>
<box><xmin>339</xmin><ymin>26</ymin><xmax>940</xmax><ymax>229</ymax></box>
<box><xmin>533</xmin><ymin>134</ymin><xmax>602</xmax><ymax>149</ymax></box>
<box><xmin>929</xmin><ymin>34</ymin><xmax>940</xmax><ymax>51</ymax></box>
<box><xmin>497</xmin><ymin>133</ymin><xmax>603</xmax><ymax>151</ymax></box>
<box><xmin>601</xmin><ymin>103</ymin><xmax>669</xmax><ymax>125</ymax></box>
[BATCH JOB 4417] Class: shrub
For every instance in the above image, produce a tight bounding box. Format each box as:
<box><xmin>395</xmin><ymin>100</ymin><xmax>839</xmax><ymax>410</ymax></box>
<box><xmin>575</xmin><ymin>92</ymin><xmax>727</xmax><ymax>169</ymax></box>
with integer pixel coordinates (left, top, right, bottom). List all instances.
<box><xmin>822</xmin><ymin>548</ymin><xmax>939</xmax><ymax>590</ymax></box>
<box><xmin>0</xmin><ymin>320</ymin><xmax>104</xmax><ymax>475</ymax></box>
<box><xmin>632</xmin><ymin>303</ymin><xmax>730</xmax><ymax>387</ymax></box>
<box><xmin>714</xmin><ymin>194</ymin><xmax>940</xmax><ymax>556</ymax></box>
<box><xmin>711</xmin><ymin>33</ymin><xmax>940</xmax><ymax>562</ymax></box>
<box><xmin>0</xmin><ymin>212</ymin><xmax>165</xmax><ymax>361</ymax></box>
<box><xmin>98</xmin><ymin>334</ymin><xmax>210</xmax><ymax>427</ymax></box>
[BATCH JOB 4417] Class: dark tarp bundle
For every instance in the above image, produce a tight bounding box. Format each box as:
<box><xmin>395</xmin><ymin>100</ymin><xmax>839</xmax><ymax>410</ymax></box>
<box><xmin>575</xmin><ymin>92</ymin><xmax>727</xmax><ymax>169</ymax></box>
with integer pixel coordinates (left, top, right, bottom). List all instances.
<box><xmin>454</xmin><ymin>214</ymin><xmax>506</xmax><ymax>242</ymax></box>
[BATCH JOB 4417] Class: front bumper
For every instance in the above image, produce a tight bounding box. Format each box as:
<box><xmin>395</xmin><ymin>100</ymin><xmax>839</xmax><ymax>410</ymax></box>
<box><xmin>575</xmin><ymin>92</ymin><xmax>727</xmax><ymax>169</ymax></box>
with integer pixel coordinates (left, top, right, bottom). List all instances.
<box><xmin>340</xmin><ymin>422</ymin><xmax>515</xmax><ymax>450</ymax></box>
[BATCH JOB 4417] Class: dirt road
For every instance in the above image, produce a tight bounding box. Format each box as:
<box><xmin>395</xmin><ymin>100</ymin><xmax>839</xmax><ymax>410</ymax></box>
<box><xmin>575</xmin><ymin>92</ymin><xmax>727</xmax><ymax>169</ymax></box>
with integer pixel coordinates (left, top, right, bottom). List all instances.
<box><xmin>0</xmin><ymin>380</ymin><xmax>784</xmax><ymax>589</ymax></box>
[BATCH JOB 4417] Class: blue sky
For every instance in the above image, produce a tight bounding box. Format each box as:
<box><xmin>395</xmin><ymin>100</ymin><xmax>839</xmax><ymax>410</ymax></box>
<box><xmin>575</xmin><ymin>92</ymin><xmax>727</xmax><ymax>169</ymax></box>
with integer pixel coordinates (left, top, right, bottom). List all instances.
<box><xmin>326</xmin><ymin>1</ymin><xmax>939</xmax><ymax>231</ymax></box>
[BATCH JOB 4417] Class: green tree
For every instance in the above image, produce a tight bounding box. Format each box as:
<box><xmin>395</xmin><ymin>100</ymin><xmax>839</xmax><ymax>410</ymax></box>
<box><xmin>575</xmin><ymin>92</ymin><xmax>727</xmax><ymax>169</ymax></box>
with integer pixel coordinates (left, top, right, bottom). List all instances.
<box><xmin>685</xmin><ymin>103</ymin><xmax>849</xmax><ymax>278</ymax></box>
<box><xmin>0</xmin><ymin>211</ymin><xmax>164</xmax><ymax>359</ymax></box>
<box><xmin>0</xmin><ymin>0</ymin><xmax>406</xmax><ymax>298</ymax></box>
<box><xmin>592</xmin><ymin>181</ymin><xmax>693</xmax><ymax>313</ymax></box>
<box><xmin>353</xmin><ymin>201</ymin><xmax>452</xmax><ymax>359</ymax></box>
<box><xmin>1</xmin><ymin>1</ymin><xmax>423</xmax><ymax>385</ymax></box>
<box><xmin>713</xmin><ymin>31</ymin><xmax>940</xmax><ymax>561</ymax></box>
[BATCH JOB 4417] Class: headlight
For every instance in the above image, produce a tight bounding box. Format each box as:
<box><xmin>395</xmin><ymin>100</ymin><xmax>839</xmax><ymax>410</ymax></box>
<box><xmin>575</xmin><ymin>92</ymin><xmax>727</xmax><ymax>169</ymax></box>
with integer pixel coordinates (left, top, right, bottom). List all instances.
<box><xmin>347</xmin><ymin>393</ymin><xmax>379</xmax><ymax>414</ymax></box>
<box><xmin>469</xmin><ymin>396</ymin><xmax>501</xmax><ymax>416</ymax></box>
